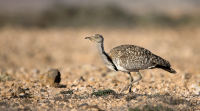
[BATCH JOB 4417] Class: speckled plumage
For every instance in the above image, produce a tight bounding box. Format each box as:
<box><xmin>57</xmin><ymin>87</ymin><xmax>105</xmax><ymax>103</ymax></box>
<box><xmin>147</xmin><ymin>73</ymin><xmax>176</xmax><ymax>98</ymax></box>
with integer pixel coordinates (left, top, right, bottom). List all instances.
<box><xmin>108</xmin><ymin>45</ymin><xmax>173</xmax><ymax>72</ymax></box>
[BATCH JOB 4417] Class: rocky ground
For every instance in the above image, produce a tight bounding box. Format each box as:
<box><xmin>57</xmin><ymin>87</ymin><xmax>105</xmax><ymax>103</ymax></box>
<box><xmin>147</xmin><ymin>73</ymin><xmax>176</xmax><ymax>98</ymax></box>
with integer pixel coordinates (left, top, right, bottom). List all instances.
<box><xmin>0</xmin><ymin>27</ymin><xmax>200</xmax><ymax>111</ymax></box>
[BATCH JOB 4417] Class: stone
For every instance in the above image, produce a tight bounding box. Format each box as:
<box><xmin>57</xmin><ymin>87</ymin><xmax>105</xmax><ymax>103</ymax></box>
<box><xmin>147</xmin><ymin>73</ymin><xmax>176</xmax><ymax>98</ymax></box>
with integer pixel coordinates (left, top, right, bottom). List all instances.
<box><xmin>182</xmin><ymin>73</ymin><xmax>191</xmax><ymax>80</ymax></box>
<box><xmin>40</xmin><ymin>69</ymin><xmax>61</xmax><ymax>87</ymax></box>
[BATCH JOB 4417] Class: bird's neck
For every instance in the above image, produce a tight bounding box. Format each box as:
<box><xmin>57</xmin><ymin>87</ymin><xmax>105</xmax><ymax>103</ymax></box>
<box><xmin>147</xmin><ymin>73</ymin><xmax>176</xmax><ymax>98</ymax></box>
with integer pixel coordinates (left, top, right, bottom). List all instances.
<box><xmin>95</xmin><ymin>43</ymin><xmax>105</xmax><ymax>54</ymax></box>
<box><xmin>95</xmin><ymin>42</ymin><xmax>118</xmax><ymax>71</ymax></box>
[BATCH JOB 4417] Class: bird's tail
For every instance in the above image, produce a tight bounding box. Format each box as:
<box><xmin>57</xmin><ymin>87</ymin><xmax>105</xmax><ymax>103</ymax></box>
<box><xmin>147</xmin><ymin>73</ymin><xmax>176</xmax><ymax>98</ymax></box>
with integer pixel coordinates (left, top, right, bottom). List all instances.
<box><xmin>154</xmin><ymin>65</ymin><xmax>176</xmax><ymax>74</ymax></box>
<box><xmin>151</xmin><ymin>54</ymin><xmax>176</xmax><ymax>74</ymax></box>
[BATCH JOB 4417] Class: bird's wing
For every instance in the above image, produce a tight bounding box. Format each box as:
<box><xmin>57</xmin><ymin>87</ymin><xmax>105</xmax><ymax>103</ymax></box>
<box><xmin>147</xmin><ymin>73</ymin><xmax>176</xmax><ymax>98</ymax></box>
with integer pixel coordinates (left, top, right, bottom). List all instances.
<box><xmin>108</xmin><ymin>45</ymin><xmax>153</xmax><ymax>70</ymax></box>
<box><xmin>109</xmin><ymin>45</ymin><xmax>175</xmax><ymax>73</ymax></box>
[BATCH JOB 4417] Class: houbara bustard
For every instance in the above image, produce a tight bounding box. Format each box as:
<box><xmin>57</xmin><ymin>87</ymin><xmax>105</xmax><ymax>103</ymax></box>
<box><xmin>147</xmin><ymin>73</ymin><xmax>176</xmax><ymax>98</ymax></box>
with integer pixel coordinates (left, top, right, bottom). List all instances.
<box><xmin>85</xmin><ymin>34</ymin><xmax>176</xmax><ymax>93</ymax></box>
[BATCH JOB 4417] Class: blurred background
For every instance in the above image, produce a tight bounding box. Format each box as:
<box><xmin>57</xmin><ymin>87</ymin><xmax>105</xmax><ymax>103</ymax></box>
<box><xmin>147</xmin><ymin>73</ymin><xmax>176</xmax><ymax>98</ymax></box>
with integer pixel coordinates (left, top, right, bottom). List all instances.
<box><xmin>1</xmin><ymin>0</ymin><xmax>200</xmax><ymax>27</ymax></box>
<box><xmin>0</xmin><ymin>0</ymin><xmax>200</xmax><ymax>73</ymax></box>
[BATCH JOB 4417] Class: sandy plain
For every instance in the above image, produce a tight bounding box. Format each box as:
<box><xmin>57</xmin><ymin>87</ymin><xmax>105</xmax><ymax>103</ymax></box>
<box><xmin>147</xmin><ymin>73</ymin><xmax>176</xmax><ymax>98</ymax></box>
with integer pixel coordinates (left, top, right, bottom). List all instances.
<box><xmin>0</xmin><ymin>27</ymin><xmax>200</xmax><ymax>110</ymax></box>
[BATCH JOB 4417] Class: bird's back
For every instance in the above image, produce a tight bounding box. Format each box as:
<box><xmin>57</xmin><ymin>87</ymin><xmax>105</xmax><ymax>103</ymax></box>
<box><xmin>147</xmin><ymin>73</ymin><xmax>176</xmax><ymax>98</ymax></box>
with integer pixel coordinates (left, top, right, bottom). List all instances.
<box><xmin>108</xmin><ymin>45</ymin><xmax>174</xmax><ymax>72</ymax></box>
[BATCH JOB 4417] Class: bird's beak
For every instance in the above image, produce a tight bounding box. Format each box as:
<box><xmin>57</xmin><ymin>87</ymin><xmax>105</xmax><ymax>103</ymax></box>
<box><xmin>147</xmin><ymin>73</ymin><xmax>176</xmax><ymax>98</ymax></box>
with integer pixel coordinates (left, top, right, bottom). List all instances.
<box><xmin>85</xmin><ymin>37</ymin><xmax>92</xmax><ymax>41</ymax></box>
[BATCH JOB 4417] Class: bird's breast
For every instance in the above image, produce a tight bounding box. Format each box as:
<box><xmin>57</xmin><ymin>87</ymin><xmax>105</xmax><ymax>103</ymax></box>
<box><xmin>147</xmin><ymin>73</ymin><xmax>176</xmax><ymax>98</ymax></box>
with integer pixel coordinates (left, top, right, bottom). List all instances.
<box><xmin>106</xmin><ymin>65</ymin><xmax>117</xmax><ymax>71</ymax></box>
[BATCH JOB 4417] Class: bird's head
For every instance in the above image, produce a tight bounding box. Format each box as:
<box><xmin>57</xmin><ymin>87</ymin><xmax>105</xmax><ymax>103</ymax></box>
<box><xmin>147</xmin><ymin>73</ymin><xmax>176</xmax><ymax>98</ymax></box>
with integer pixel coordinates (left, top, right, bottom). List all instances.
<box><xmin>85</xmin><ymin>34</ymin><xmax>104</xmax><ymax>43</ymax></box>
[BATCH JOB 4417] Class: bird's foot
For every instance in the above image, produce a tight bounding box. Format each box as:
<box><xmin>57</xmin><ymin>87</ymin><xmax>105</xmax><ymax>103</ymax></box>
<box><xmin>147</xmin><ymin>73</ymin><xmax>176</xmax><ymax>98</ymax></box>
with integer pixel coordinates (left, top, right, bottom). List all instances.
<box><xmin>120</xmin><ymin>84</ymin><xmax>130</xmax><ymax>93</ymax></box>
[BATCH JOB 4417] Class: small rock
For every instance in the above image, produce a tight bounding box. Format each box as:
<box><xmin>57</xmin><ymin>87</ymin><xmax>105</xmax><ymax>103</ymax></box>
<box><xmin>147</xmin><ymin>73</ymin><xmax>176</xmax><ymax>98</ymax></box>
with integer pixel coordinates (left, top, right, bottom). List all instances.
<box><xmin>40</xmin><ymin>69</ymin><xmax>61</xmax><ymax>87</ymax></box>
<box><xmin>18</xmin><ymin>93</ymin><xmax>25</xmax><ymax>97</ymax></box>
<box><xmin>182</xmin><ymin>73</ymin><xmax>191</xmax><ymax>80</ymax></box>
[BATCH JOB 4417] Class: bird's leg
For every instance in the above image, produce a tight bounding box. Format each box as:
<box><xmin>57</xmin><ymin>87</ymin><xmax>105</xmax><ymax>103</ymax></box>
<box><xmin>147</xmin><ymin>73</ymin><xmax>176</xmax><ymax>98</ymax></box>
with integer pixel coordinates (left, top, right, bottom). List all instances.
<box><xmin>121</xmin><ymin>72</ymin><xmax>133</xmax><ymax>93</ymax></box>
<box><xmin>128</xmin><ymin>72</ymin><xmax>134</xmax><ymax>93</ymax></box>
<box><xmin>121</xmin><ymin>72</ymin><xmax>142</xmax><ymax>93</ymax></box>
<box><xmin>128</xmin><ymin>72</ymin><xmax>142</xmax><ymax>93</ymax></box>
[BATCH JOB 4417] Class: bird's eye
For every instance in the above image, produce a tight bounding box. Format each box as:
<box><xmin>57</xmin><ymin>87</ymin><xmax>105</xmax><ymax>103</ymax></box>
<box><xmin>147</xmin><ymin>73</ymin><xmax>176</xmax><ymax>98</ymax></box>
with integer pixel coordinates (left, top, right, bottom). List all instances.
<box><xmin>95</xmin><ymin>37</ymin><xmax>98</xmax><ymax>39</ymax></box>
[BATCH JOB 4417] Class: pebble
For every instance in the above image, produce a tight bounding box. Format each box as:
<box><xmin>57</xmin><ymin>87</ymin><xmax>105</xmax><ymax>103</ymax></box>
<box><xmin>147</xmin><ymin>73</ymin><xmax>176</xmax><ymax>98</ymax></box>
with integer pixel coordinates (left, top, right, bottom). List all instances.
<box><xmin>40</xmin><ymin>69</ymin><xmax>61</xmax><ymax>86</ymax></box>
<box><xmin>182</xmin><ymin>73</ymin><xmax>191</xmax><ymax>80</ymax></box>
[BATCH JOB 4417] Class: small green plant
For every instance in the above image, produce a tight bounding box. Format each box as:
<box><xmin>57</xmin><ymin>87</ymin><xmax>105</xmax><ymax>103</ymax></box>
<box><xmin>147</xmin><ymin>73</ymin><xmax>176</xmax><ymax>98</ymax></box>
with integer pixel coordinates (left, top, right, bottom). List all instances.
<box><xmin>91</xmin><ymin>89</ymin><xmax>115</xmax><ymax>96</ymax></box>
<box><xmin>0</xmin><ymin>72</ymin><xmax>14</xmax><ymax>82</ymax></box>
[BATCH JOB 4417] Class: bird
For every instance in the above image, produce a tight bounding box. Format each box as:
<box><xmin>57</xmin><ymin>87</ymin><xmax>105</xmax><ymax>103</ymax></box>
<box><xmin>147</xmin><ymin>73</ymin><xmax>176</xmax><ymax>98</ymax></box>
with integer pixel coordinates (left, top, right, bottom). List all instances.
<box><xmin>85</xmin><ymin>34</ymin><xmax>176</xmax><ymax>93</ymax></box>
